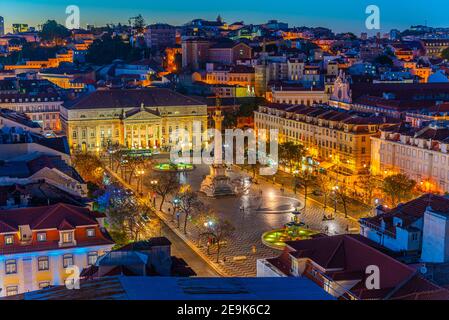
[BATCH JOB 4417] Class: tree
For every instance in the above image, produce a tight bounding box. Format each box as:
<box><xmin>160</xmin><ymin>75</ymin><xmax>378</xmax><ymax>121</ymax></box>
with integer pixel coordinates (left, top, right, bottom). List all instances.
<box><xmin>296</xmin><ymin>169</ymin><xmax>315</xmax><ymax>212</ymax></box>
<box><xmin>333</xmin><ymin>184</ymin><xmax>350</xmax><ymax>218</ymax></box>
<box><xmin>374</xmin><ymin>54</ymin><xmax>394</xmax><ymax>66</ymax></box>
<box><xmin>109</xmin><ymin>145</ymin><xmax>126</xmax><ymax>173</ymax></box>
<box><xmin>86</xmin><ymin>34</ymin><xmax>144</xmax><ymax>65</ymax></box>
<box><xmin>279</xmin><ymin>142</ymin><xmax>305</xmax><ymax>172</ymax></box>
<box><xmin>176</xmin><ymin>185</ymin><xmax>203</xmax><ymax>234</ymax></box>
<box><xmin>192</xmin><ymin>211</ymin><xmax>235</xmax><ymax>263</ymax></box>
<box><xmin>442</xmin><ymin>47</ymin><xmax>449</xmax><ymax>60</ymax></box>
<box><xmin>382</xmin><ymin>173</ymin><xmax>417</xmax><ymax>207</ymax></box>
<box><xmin>144</xmin><ymin>170</ymin><xmax>180</xmax><ymax>210</ymax></box>
<box><xmin>132</xmin><ymin>14</ymin><xmax>146</xmax><ymax>34</ymax></box>
<box><xmin>315</xmin><ymin>173</ymin><xmax>334</xmax><ymax>215</ymax></box>
<box><xmin>39</xmin><ymin>20</ymin><xmax>70</xmax><ymax>45</ymax></box>
<box><xmin>106</xmin><ymin>188</ymin><xmax>155</xmax><ymax>245</ymax></box>
<box><xmin>72</xmin><ymin>152</ymin><xmax>104</xmax><ymax>185</ymax></box>
<box><xmin>121</xmin><ymin>155</ymin><xmax>147</xmax><ymax>184</ymax></box>
<box><xmin>358</xmin><ymin>173</ymin><xmax>381</xmax><ymax>206</ymax></box>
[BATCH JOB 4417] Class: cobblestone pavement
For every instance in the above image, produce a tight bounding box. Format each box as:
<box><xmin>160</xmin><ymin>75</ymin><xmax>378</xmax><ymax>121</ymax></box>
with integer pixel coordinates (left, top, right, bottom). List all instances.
<box><xmin>152</xmin><ymin>164</ymin><xmax>363</xmax><ymax>277</ymax></box>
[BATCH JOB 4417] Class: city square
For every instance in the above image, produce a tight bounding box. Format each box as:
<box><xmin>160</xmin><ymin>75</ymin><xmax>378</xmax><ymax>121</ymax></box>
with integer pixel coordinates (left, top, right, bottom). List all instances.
<box><xmin>1</xmin><ymin>0</ymin><xmax>449</xmax><ymax>304</ymax></box>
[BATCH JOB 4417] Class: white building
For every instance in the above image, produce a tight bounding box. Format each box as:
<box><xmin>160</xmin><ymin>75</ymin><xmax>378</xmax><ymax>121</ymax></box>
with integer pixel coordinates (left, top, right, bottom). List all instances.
<box><xmin>371</xmin><ymin>122</ymin><xmax>449</xmax><ymax>193</ymax></box>
<box><xmin>360</xmin><ymin>194</ymin><xmax>449</xmax><ymax>264</ymax></box>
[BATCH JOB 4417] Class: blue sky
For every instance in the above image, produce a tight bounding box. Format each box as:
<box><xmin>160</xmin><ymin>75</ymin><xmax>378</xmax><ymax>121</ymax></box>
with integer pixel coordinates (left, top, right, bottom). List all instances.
<box><xmin>0</xmin><ymin>0</ymin><xmax>448</xmax><ymax>34</ymax></box>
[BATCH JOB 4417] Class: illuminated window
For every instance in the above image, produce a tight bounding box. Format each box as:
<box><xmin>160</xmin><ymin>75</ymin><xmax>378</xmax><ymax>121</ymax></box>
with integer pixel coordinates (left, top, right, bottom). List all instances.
<box><xmin>4</xmin><ymin>235</ymin><xmax>14</xmax><ymax>245</ymax></box>
<box><xmin>63</xmin><ymin>254</ymin><xmax>74</xmax><ymax>268</ymax></box>
<box><xmin>37</xmin><ymin>232</ymin><xmax>47</xmax><ymax>242</ymax></box>
<box><xmin>6</xmin><ymin>286</ymin><xmax>18</xmax><ymax>296</ymax></box>
<box><xmin>86</xmin><ymin>228</ymin><xmax>95</xmax><ymax>238</ymax></box>
<box><xmin>61</xmin><ymin>232</ymin><xmax>73</xmax><ymax>244</ymax></box>
<box><xmin>5</xmin><ymin>260</ymin><xmax>17</xmax><ymax>274</ymax></box>
<box><xmin>87</xmin><ymin>251</ymin><xmax>98</xmax><ymax>266</ymax></box>
<box><xmin>38</xmin><ymin>256</ymin><xmax>49</xmax><ymax>271</ymax></box>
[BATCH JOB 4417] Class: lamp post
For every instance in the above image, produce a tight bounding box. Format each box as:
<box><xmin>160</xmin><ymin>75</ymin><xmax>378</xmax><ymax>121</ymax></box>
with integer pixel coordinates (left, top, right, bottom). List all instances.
<box><xmin>136</xmin><ymin>169</ymin><xmax>145</xmax><ymax>194</ymax></box>
<box><xmin>293</xmin><ymin>169</ymin><xmax>299</xmax><ymax>194</ymax></box>
<box><xmin>332</xmin><ymin>185</ymin><xmax>339</xmax><ymax>216</ymax></box>
<box><xmin>150</xmin><ymin>180</ymin><xmax>158</xmax><ymax>207</ymax></box>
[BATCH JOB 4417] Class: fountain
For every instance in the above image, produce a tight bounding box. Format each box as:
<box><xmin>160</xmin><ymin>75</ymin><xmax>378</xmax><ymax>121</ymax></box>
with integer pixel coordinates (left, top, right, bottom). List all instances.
<box><xmin>262</xmin><ymin>207</ymin><xmax>320</xmax><ymax>250</ymax></box>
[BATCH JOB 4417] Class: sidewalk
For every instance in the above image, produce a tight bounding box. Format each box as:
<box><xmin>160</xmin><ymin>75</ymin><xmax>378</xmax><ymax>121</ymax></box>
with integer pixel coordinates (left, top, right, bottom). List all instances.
<box><xmin>104</xmin><ymin>167</ymin><xmax>230</xmax><ymax>277</ymax></box>
<box><xmin>237</xmin><ymin>165</ymin><xmax>371</xmax><ymax>222</ymax></box>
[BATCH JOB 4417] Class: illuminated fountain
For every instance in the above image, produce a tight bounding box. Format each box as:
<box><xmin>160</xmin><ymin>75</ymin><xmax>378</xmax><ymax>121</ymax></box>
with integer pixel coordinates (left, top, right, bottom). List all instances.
<box><xmin>262</xmin><ymin>207</ymin><xmax>319</xmax><ymax>250</ymax></box>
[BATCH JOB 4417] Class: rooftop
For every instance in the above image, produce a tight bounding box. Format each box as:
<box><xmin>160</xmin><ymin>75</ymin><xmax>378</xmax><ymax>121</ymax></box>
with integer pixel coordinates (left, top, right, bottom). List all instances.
<box><xmin>268</xmin><ymin>234</ymin><xmax>449</xmax><ymax>300</ymax></box>
<box><xmin>19</xmin><ymin>276</ymin><xmax>335</xmax><ymax>300</ymax></box>
<box><xmin>63</xmin><ymin>88</ymin><xmax>206</xmax><ymax>110</ymax></box>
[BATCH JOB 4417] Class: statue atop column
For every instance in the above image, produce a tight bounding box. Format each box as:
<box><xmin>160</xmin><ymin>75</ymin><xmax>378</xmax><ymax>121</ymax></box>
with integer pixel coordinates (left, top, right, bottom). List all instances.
<box><xmin>200</xmin><ymin>96</ymin><xmax>236</xmax><ymax>197</ymax></box>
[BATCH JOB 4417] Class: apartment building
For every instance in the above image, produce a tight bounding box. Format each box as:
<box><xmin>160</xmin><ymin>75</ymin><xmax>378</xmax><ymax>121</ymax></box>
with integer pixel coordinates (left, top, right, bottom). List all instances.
<box><xmin>359</xmin><ymin>194</ymin><xmax>449</xmax><ymax>262</ymax></box>
<box><xmin>255</xmin><ymin>104</ymin><xmax>398</xmax><ymax>176</ymax></box>
<box><xmin>0</xmin><ymin>203</ymin><xmax>114</xmax><ymax>297</ymax></box>
<box><xmin>269</xmin><ymin>85</ymin><xmax>329</xmax><ymax>106</ymax></box>
<box><xmin>257</xmin><ymin>234</ymin><xmax>449</xmax><ymax>300</ymax></box>
<box><xmin>371</xmin><ymin>122</ymin><xmax>449</xmax><ymax>193</ymax></box>
<box><xmin>0</xmin><ymin>93</ymin><xmax>63</xmax><ymax>131</ymax></box>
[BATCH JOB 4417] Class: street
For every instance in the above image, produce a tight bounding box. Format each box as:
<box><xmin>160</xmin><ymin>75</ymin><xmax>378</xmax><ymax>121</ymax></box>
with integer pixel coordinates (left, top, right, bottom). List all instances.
<box><xmin>161</xmin><ymin>224</ymin><xmax>219</xmax><ymax>277</ymax></box>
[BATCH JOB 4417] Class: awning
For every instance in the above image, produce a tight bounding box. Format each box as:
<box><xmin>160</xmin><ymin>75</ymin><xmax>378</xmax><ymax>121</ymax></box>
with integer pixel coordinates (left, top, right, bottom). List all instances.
<box><xmin>318</xmin><ymin>161</ymin><xmax>335</xmax><ymax>170</ymax></box>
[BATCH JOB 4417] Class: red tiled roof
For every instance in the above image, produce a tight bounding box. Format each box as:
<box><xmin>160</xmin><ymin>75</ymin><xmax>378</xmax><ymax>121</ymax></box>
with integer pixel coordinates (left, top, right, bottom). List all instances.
<box><xmin>281</xmin><ymin>234</ymin><xmax>449</xmax><ymax>300</ymax></box>
<box><xmin>361</xmin><ymin>194</ymin><xmax>449</xmax><ymax>234</ymax></box>
<box><xmin>64</xmin><ymin>88</ymin><xmax>205</xmax><ymax>110</ymax></box>
<box><xmin>0</xmin><ymin>203</ymin><xmax>106</xmax><ymax>232</ymax></box>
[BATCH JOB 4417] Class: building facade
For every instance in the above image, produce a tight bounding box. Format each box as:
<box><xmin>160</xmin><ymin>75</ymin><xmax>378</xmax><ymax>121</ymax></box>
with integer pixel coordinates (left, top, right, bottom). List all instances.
<box><xmin>144</xmin><ymin>24</ymin><xmax>176</xmax><ymax>49</ymax></box>
<box><xmin>0</xmin><ymin>93</ymin><xmax>63</xmax><ymax>131</ymax></box>
<box><xmin>60</xmin><ymin>88</ymin><xmax>208</xmax><ymax>152</ymax></box>
<box><xmin>371</xmin><ymin>123</ymin><xmax>449</xmax><ymax>193</ymax></box>
<box><xmin>269</xmin><ymin>86</ymin><xmax>329</xmax><ymax>106</ymax></box>
<box><xmin>0</xmin><ymin>203</ymin><xmax>114</xmax><ymax>297</ymax></box>
<box><xmin>255</xmin><ymin>104</ymin><xmax>396</xmax><ymax>176</ymax></box>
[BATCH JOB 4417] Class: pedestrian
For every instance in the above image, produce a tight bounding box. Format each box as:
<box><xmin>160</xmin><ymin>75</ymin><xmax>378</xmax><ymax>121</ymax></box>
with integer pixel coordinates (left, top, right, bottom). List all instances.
<box><xmin>252</xmin><ymin>245</ymin><xmax>257</xmax><ymax>254</ymax></box>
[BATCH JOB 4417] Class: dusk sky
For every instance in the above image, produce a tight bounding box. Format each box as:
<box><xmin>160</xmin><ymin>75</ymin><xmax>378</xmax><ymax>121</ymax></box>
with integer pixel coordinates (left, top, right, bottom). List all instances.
<box><xmin>0</xmin><ymin>0</ymin><xmax>448</xmax><ymax>33</ymax></box>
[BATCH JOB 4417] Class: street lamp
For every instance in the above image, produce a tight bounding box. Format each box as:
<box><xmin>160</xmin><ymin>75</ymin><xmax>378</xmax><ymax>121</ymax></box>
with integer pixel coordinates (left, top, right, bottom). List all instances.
<box><xmin>332</xmin><ymin>186</ymin><xmax>339</xmax><ymax>215</ymax></box>
<box><xmin>136</xmin><ymin>169</ymin><xmax>145</xmax><ymax>193</ymax></box>
<box><xmin>149</xmin><ymin>180</ymin><xmax>158</xmax><ymax>206</ymax></box>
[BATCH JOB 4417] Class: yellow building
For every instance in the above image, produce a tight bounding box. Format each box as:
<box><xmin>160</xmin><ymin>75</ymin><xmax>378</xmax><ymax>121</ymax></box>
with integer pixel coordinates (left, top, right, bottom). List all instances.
<box><xmin>0</xmin><ymin>203</ymin><xmax>113</xmax><ymax>297</ymax></box>
<box><xmin>4</xmin><ymin>50</ymin><xmax>73</xmax><ymax>72</ymax></box>
<box><xmin>371</xmin><ymin>124</ymin><xmax>449</xmax><ymax>194</ymax></box>
<box><xmin>60</xmin><ymin>88</ymin><xmax>208</xmax><ymax>152</ymax></box>
<box><xmin>255</xmin><ymin>104</ymin><xmax>398</xmax><ymax>178</ymax></box>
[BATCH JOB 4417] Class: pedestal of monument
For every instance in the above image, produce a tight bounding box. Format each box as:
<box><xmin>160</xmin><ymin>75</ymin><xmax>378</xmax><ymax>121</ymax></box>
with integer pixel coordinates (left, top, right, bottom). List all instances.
<box><xmin>200</xmin><ymin>164</ymin><xmax>236</xmax><ymax>197</ymax></box>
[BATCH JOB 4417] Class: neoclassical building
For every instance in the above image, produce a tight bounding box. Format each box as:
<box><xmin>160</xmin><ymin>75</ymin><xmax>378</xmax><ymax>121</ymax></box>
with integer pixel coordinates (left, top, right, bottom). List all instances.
<box><xmin>60</xmin><ymin>88</ymin><xmax>208</xmax><ymax>152</ymax></box>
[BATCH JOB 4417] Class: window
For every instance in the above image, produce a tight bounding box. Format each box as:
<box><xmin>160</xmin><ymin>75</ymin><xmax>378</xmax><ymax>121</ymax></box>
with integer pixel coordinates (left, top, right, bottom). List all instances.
<box><xmin>38</xmin><ymin>256</ymin><xmax>49</xmax><ymax>271</ymax></box>
<box><xmin>37</xmin><ymin>232</ymin><xmax>47</xmax><ymax>242</ymax></box>
<box><xmin>63</xmin><ymin>254</ymin><xmax>74</xmax><ymax>268</ymax></box>
<box><xmin>6</xmin><ymin>286</ymin><xmax>18</xmax><ymax>297</ymax></box>
<box><xmin>61</xmin><ymin>231</ymin><xmax>73</xmax><ymax>244</ymax></box>
<box><xmin>87</xmin><ymin>251</ymin><xmax>98</xmax><ymax>266</ymax></box>
<box><xmin>86</xmin><ymin>228</ymin><xmax>95</xmax><ymax>238</ymax></box>
<box><xmin>5</xmin><ymin>259</ymin><xmax>17</xmax><ymax>274</ymax></box>
<box><xmin>4</xmin><ymin>235</ymin><xmax>14</xmax><ymax>245</ymax></box>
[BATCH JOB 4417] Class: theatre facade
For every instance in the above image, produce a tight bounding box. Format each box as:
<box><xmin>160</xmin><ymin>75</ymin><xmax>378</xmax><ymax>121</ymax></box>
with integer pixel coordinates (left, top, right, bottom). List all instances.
<box><xmin>60</xmin><ymin>88</ymin><xmax>208</xmax><ymax>152</ymax></box>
